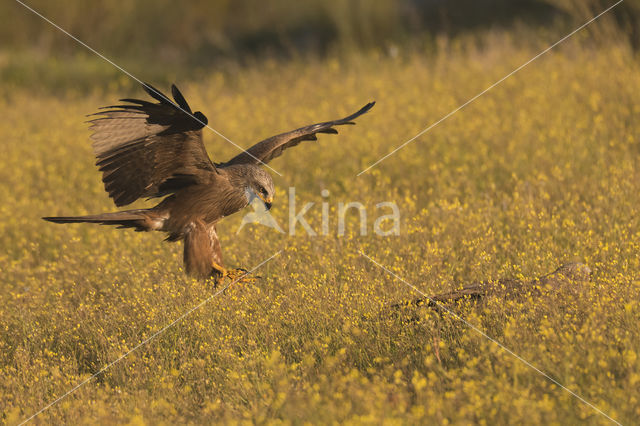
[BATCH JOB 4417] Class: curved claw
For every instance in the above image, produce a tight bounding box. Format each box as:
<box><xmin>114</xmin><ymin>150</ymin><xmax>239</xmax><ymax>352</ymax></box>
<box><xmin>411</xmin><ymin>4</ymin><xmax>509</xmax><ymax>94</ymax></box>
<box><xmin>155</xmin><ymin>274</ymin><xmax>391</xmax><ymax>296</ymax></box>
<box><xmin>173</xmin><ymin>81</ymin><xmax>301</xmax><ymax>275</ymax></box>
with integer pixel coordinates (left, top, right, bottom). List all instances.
<box><xmin>210</xmin><ymin>262</ymin><xmax>261</xmax><ymax>287</ymax></box>
<box><xmin>226</xmin><ymin>268</ymin><xmax>259</xmax><ymax>283</ymax></box>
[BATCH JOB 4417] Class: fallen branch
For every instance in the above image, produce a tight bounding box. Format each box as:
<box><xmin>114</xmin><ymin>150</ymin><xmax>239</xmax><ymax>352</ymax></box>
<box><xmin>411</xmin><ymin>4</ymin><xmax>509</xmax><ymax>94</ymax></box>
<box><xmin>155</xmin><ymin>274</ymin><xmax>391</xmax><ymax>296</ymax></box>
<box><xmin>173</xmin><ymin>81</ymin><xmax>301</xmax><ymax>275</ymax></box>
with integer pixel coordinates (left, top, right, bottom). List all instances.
<box><xmin>392</xmin><ymin>262</ymin><xmax>592</xmax><ymax>310</ymax></box>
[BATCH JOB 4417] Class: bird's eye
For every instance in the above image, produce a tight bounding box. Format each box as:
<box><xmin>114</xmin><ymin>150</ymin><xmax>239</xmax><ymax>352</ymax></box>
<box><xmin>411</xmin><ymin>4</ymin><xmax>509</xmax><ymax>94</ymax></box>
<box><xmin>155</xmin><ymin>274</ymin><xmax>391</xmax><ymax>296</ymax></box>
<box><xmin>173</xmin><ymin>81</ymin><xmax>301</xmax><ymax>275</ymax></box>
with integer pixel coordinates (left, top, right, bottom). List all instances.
<box><xmin>259</xmin><ymin>187</ymin><xmax>267</xmax><ymax>195</ymax></box>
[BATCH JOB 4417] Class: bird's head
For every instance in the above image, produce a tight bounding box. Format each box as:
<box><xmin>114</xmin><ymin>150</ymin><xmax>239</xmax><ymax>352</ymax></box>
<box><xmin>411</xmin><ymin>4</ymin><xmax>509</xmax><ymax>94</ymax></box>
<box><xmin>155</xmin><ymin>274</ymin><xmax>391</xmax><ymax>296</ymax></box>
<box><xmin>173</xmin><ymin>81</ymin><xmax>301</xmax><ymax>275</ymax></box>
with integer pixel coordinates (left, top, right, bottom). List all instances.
<box><xmin>244</xmin><ymin>166</ymin><xmax>275</xmax><ymax>210</ymax></box>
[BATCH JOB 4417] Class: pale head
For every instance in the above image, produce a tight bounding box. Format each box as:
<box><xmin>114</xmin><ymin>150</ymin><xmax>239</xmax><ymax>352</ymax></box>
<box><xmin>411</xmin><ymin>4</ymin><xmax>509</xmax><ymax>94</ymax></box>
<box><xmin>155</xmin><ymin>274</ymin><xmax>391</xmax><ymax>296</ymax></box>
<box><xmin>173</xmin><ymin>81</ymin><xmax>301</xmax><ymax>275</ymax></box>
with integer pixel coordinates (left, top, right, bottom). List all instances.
<box><xmin>227</xmin><ymin>164</ymin><xmax>275</xmax><ymax>210</ymax></box>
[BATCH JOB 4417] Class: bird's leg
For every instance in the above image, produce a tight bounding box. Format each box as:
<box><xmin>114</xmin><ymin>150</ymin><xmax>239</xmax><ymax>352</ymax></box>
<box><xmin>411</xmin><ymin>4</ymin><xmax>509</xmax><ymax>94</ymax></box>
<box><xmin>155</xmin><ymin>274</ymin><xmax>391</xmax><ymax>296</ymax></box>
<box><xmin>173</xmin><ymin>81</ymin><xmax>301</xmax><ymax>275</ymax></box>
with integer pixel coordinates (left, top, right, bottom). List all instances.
<box><xmin>211</xmin><ymin>261</ymin><xmax>259</xmax><ymax>286</ymax></box>
<box><xmin>210</xmin><ymin>260</ymin><xmax>227</xmax><ymax>277</ymax></box>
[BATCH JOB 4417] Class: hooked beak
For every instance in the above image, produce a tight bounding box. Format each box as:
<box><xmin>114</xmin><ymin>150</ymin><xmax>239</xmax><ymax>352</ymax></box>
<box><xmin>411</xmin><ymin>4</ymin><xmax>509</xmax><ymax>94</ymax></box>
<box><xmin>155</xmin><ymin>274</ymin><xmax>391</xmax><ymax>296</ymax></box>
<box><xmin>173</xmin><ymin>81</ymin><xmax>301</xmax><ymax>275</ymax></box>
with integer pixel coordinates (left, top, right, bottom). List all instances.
<box><xmin>258</xmin><ymin>193</ymin><xmax>273</xmax><ymax>210</ymax></box>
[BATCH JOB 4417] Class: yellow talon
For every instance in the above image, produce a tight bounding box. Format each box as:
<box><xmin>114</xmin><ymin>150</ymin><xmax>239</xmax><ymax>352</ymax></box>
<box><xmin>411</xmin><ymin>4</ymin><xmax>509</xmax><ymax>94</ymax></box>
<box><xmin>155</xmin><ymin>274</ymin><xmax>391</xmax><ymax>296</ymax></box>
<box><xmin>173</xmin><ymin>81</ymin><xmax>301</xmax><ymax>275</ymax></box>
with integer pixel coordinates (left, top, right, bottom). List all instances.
<box><xmin>211</xmin><ymin>262</ymin><xmax>259</xmax><ymax>286</ymax></box>
<box><xmin>211</xmin><ymin>260</ymin><xmax>228</xmax><ymax>277</ymax></box>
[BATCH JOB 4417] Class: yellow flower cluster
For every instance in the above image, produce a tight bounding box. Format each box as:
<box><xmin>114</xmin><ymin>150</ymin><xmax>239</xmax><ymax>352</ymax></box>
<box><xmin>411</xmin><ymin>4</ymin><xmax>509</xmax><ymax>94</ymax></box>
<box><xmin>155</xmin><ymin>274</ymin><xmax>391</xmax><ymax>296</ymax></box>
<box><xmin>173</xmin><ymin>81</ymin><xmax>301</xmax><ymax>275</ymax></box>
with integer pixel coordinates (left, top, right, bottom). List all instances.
<box><xmin>1</xmin><ymin>35</ymin><xmax>639</xmax><ymax>424</ymax></box>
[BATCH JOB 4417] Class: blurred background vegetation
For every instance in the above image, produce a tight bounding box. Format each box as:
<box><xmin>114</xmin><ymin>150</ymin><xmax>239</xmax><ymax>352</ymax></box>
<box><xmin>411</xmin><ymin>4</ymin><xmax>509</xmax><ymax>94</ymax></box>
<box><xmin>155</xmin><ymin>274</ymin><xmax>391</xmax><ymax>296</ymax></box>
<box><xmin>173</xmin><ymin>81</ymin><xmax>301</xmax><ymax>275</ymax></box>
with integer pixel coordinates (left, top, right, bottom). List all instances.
<box><xmin>1</xmin><ymin>0</ymin><xmax>638</xmax><ymax>92</ymax></box>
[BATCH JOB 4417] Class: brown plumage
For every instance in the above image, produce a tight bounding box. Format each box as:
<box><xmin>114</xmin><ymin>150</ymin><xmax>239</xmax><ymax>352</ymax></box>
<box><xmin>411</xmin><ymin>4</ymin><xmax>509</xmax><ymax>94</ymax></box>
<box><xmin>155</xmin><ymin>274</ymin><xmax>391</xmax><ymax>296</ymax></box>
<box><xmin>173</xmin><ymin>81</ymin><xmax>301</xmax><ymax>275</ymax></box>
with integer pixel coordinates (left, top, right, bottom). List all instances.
<box><xmin>44</xmin><ymin>83</ymin><xmax>374</xmax><ymax>281</ymax></box>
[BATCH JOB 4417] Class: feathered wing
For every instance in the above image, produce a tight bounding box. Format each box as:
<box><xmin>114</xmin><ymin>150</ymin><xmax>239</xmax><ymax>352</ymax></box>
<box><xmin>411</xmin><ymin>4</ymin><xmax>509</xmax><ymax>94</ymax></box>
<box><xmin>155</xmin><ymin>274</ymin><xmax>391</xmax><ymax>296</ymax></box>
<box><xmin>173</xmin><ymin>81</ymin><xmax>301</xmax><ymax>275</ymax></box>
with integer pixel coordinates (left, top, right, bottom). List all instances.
<box><xmin>88</xmin><ymin>83</ymin><xmax>216</xmax><ymax>207</ymax></box>
<box><xmin>222</xmin><ymin>102</ymin><xmax>375</xmax><ymax>166</ymax></box>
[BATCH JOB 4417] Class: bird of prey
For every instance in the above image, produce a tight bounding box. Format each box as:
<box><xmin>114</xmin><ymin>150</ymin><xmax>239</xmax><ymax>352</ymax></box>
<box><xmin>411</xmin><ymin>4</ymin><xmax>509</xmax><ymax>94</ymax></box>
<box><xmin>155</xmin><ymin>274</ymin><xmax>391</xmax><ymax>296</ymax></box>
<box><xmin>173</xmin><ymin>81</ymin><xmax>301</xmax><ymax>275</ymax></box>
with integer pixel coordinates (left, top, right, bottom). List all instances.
<box><xmin>44</xmin><ymin>83</ymin><xmax>374</xmax><ymax>282</ymax></box>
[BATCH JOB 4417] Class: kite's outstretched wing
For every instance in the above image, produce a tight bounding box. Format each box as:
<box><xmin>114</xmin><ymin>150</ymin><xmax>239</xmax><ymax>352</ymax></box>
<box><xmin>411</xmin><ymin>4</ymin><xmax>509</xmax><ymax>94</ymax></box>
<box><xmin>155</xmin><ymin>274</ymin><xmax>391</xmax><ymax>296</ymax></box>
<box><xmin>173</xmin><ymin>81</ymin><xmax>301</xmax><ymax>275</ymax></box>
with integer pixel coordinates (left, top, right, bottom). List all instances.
<box><xmin>222</xmin><ymin>102</ymin><xmax>375</xmax><ymax>167</ymax></box>
<box><xmin>89</xmin><ymin>83</ymin><xmax>216</xmax><ymax>207</ymax></box>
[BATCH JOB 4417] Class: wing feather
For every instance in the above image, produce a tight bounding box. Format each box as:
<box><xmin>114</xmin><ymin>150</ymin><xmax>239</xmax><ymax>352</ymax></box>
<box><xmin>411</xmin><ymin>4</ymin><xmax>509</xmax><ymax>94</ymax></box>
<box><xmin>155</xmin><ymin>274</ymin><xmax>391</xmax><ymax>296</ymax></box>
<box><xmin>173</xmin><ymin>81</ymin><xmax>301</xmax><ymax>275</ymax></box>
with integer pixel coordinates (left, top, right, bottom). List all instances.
<box><xmin>88</xmin><ymin>83</ymin><xmax>216</xmax><ymax>207</ymax></box>
<box><xmin>222</xmin><ymin>102</ymin><xmax>374</xmax><ymax>166</ymax></box>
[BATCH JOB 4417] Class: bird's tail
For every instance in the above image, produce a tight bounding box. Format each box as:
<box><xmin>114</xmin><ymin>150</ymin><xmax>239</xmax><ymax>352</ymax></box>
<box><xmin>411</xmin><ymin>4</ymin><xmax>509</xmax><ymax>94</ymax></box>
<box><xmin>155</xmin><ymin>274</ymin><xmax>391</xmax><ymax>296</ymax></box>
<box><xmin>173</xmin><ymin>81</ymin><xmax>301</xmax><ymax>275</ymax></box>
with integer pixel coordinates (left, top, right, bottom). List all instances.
<box><xmin>43</xmin><ymin>209</ymin><xmax>161</xmax><ymax>232</ymax></box>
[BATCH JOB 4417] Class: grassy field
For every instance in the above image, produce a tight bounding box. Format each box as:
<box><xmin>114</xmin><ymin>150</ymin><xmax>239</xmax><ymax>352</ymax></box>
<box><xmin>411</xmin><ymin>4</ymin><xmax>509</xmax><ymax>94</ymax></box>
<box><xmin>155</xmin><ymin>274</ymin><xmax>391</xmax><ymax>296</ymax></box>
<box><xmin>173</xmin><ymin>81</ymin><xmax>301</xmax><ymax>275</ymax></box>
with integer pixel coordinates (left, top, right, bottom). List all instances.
<box><xmin>1</xmin><ymin>37</ymin><xmax>640</xmax><ymax>424</ymax></box>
